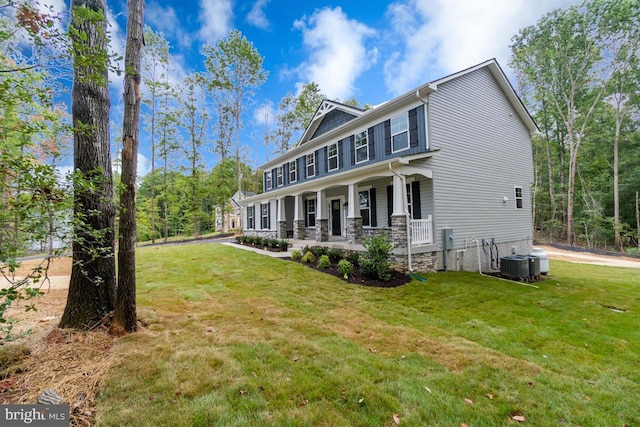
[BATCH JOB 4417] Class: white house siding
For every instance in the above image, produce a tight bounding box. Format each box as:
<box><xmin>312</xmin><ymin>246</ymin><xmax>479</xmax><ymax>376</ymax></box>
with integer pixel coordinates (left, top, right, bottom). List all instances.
<box><xmin>428</xmin><ymin>67</ymin><xmax>534</xmax><ymax>270</ymax></box>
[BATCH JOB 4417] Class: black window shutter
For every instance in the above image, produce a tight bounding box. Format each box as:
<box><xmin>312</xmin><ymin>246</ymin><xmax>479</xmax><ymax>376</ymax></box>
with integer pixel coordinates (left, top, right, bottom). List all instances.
<box><xmin>370</xmin><ymin>188</ymin><xmax>377</xmax><ymax>227</ymax></box>
<box><xmin>350</xmin><ymin>135</ymin><xmax>355</xmax><ymax>165</ymax></box>
<box><xmin>338</xmin><ymin>139</ymin><xmax>344</xmax><ymax>169</ymax></box>
<box><xmin>368</xmin><ymin>127</ymin><xmax>375</xmax><ymax>160</ymax></box>
<box><xmin>272</xmin><ymin>168</ymin><xmax>277</xmax><ymax>186</ymax></box>
<box><xmin>301</xmin><ymin>156</ymin><xmax>306</xmax><ymax>179</ymax></box>
<box><xmin>386</xmin><ymin>185</ymin><xmax>393</xmax><ymax>227</ymax></box>
<box><xmin>324</xmin><ymin>147</ymin><xmax>328</xmax><ymax>173</ymax></box>
<box><xmin>409</xmin><ymin>108</ymin><xmax>418</xmax><ymax>148</ymax></box>
<box><xmin>411</xmin><ymin>181</ymin><xmax>421</xmax><ymax>219</ymax></box>
<box><xmin>268</xmin><ymin>202</ymin><xmax>271</xmax><ymax>228</ymax></box>
<box><xmin>304</xmin><ymin>200</ymin><xmax>308</xmax><ymax>227</ymax></box>
<box><xmin>384</xmin><ymin>120</ymin><xmax>391</xmax><ymax>155</ymax></box>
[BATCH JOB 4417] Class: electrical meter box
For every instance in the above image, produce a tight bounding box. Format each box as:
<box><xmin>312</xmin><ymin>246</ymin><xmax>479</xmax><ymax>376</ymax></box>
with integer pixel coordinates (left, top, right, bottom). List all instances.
<box><xmin>443</xmin><ymin>228</ymin><xmax>454</xmax><ymax>250</ymax></box>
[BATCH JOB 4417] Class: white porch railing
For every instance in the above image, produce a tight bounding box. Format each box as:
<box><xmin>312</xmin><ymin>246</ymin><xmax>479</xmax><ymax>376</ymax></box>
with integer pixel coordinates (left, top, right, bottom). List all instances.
<box><xmin>411</xmin><ymin>215</ymin><xmax>433</xmax><ymax>245</ymax></box>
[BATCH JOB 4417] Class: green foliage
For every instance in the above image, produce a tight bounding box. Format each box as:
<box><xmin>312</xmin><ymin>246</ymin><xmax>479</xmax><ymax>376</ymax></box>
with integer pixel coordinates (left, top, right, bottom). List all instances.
<box><xmin>326</xmin><ymin>248</ymin><xmax>344</xmax><ymax>263</ymax></box>
<box><xmin>290</xmin><ymin>249</ymin><xmax>302</xmax><ymax>261</ymax></box>
<box><xmin>344</xmin><ymin>250</ymin><xmax>361</xmax><ymax>267</ymax></box>
<box><xmin>337</xmin><ymin>259</ymin><xmax>353</xmax><ymax>279</ymax></box>
<box><xmin>317</xmin><ymin>254</ymin><xmax>331</xmax><ymax>269</ymax></box>
<box><xmin>359</xmin><ymin>233</ymin><xmax>393</xmax><ymax>282</ymax></box>
<box><xmin>300</xmin><ymin>251</ymin><xmax>315</xmax><ymax>264</ymax></box>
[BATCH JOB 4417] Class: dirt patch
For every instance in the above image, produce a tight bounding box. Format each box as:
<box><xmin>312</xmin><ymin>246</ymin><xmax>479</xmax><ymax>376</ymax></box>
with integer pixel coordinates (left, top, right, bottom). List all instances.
<box><xmin>288</xmin><ymin>259</ymin><xmax>411</xmax><ymax>288</ymax></box>
<box><xmin>538</xmin><ymin>245</ymin><xmax>640</xmax><ymax>269</ymax></box>
<box><xmin>10</xmin><ymin>257</ymin><xmax>72</xmax><ymax>277</ymax></box>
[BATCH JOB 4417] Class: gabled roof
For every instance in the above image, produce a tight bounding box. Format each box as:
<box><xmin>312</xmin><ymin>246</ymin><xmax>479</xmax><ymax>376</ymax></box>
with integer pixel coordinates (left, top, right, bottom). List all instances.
<box><xmin>296</xmin><ymin>100</ymin><xmax>365</xmax><ymax>147</ymax></box>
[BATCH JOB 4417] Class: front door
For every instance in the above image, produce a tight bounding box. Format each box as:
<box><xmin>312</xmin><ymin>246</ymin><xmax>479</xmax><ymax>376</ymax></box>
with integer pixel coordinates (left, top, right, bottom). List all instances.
<box><xmin>331</xmin><ymin>199</ymin><xmax>341</xmax><ymax>236</ymax></box>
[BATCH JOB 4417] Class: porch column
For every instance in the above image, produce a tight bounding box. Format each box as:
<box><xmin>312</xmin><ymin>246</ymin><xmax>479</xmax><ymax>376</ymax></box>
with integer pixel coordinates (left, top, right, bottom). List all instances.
<box><xmin>346</xmin><ymin>183</ymin><xmax>362</xmax><ymax>244</ymax></box>
<box><xmin>293</xmin><ymin>194</ymin><xmax>305</xmax><ymax>240</ymax></box>
<box><xmin>277</xmin><ymin>197</ymin><xmax>287</xmax><ymax>239</ymax></box>
<box><xmin>316</xmin><ymin>189</ymin><xmax>328</xmax><ymax>242</ymax></box>
<box><xmin>391</xmin><ymin>175</ymin><xmax>408</xmax><ymax>260</ymax></box>
<box><xmin>392</xmin><ymin>175</ymin><xmax>405</xmax><ymax>216</ymax></box>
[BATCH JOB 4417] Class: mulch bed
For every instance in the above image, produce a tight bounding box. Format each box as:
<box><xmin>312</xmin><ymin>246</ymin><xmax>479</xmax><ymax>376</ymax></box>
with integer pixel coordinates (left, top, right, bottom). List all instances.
<box><xmin>288</xmin><ymin>259</ymin><xmax>411</xmax><ymax>288</ymax></box>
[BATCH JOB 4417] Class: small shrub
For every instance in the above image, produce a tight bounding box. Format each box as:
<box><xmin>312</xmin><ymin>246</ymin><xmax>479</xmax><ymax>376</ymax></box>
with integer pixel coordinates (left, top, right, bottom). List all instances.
<box><xmin>266</xmin><ymin>238</ymin><xmax>278</xmax><ymax>248</ymax></box>
<box><xmin>337</xmin><ymin>259</ymin><xmax>353</xmax><ymax>279</ymax></box>
<box><xmin>235</xmin><ymin>236</ymin><xmax>243</xmax><ymax>244</ymax></box>
<box><xmin>311</xmin><ymin>246</ymin><xmax>328</xmax><ymax>258</ymax></box>
<box><xmin>317</xmin><ymin>254</ymin><xmax>331</xmax><ymax>268</ymax></box>
<box><xmin>301</xmin><ymin>251</ymin><xmax>316</xmax><ymax>264</ymax></box>
<box><xmin>360</xmin><ymin>233</ymin><xmax>393</xmax><ymax>281</ymax></box>
<box><xmin>345</xmin><ymin>250</ymin><xmax>360</xmax><ymax>267</ymax></box>
<box><xmin>327</xmin><ymin>248</ymin><xmax>343</xmax><ymax>263</ymax></box>
<box><xmin>278</xmin><ymin>239</ymin><xmax>289</xmax><ymax>251</ymax></box>
<box><xmin>290</xmin><ymin>249</ymin><xmax>302</xmax><ymax>261</ymax></box>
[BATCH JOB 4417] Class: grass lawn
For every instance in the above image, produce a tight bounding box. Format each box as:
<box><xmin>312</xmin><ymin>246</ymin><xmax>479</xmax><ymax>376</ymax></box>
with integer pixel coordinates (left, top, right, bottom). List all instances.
<box><xmin>96</xmin><ymin>243</ymin><xmax>640</xmax><ymax>426</ymax></box>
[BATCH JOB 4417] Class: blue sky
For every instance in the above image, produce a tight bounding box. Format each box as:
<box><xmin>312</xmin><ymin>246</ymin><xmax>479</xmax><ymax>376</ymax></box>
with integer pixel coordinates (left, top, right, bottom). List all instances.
<box><xmin>47</xmin><ymin>0</ymin><xmax>577</xmax><ymax>174</ymax></box>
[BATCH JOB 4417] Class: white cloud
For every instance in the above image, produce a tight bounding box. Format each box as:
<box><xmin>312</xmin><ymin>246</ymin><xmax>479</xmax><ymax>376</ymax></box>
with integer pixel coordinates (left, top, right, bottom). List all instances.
<box><xmin>253</xmin><ymin>101</ymin><xmax>274</xmax><ymax>126</ymax></box>
<box><xmin>106</xmin><ymin>7</ymin><xmax>126</xmax><ymax>92</ymax></box>
<box><xmin>293</xmin><ymin>7</ymin><xmax>376</xmax><ymax>100</ymax></box>
<box><xmin>247</xmin><ymin>0</ymin><xmax>271</xmax><ymax>30</ymax></box>
<box><xmin>146</xmin><ymin>1</ymin><xmax>193</xmax><ymax>48</ymax></box>
<box><xmin>198</xmin><ymin>0</ymin><xmax>234</xmax><ymax>42</ymax></box>
<box><xmin>383</xmin><ymin>0</ymin><xmax>578</xmax><ymax>95</ymax></box>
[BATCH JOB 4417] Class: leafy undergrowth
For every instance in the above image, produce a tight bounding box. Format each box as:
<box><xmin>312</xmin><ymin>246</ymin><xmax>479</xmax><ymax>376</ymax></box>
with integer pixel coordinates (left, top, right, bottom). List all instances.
<box><xmin>93</xmin><ymin>243</ymin><xmax>639</xmax><ymax>426</ymax></box>
<box><xmin>291</xmin><ymin>258</ymin><xmax>411</xmax><ymax>288</ymax></box>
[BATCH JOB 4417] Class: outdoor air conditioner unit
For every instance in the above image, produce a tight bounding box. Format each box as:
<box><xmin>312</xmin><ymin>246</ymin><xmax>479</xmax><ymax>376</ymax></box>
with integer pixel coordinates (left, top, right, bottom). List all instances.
<box><xmin>500</xmin><ymin>256</ymin><xmax>529</xmax><ymax>279</ymax></box>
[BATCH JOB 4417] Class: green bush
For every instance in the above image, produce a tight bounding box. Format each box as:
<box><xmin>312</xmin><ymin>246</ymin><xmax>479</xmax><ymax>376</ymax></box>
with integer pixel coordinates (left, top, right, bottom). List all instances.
<box><xmin>345</xmin><ymin>250</ymin><xmax>360</xmax><ymax>267</ymax></box>
<box><xmin>327</xmin><ymin>248</ymin><xmax>343</xmax><ymax>263</ymax></box>
<box><xmin>318</xmin><ymin>254</ymin><xmax>331</xmax><ymax>268</ymax></box>
<box><xmin>311</xmin><ymin>246</ymin><xmax>328</xmax><ymax>258</ymax></box>
<box><xmin>359</xmin><ymin>233</ymin><xmax>393</xmax><ymax>281</ymax></box>
<box><xmin>290</xmin><ymin>249</ymin><xmax>302</xmax><ymax>261</ymax></box>
<box><xmin>277</xmin><ymin>239</ymin><xmax>289</xmax><ymax>251</ymax></box>
<box><xmin>301</xmin><ymin>251</ymin><xmax>316</xmax><ymax>264</ymax></box>
<box><xmin>235</xmin><ymin>236</ymin><xmax>243</xmax><ymax>244</ymax></box>
<box><xmin>337</xmin><ymin>259</ymin><xmax>353</xmax><ymax>279</ymax></box>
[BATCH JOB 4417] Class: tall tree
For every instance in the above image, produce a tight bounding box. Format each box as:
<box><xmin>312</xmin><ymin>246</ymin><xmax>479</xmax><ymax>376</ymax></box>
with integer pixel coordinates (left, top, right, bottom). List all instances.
<box><xmin>141</xmin><ymin>26</ymin><xmax>170</xmax><ymax>244</ymax></box>
<box><xmin>202</xmin><ymin>30</ymin><xmax>268</xmax><ymax>201</ymax></box>
<box><xmin>273</xmin><ymin>82</ymin><xmax>325</xmax><ymax>153</ymax></box>
<box><xmin>510</xmin><ymin>4</ymin><xmax>607</xmax><ymax>246</ymax></box>
<box><xmin>60</xmin><ymin>0</ymin><xmax>116</xmax><ymax>329</ymax></box>
<box><xmin>112</xmin><ymin>0</ymin><xmax>144</xmax><ymax>334</ymax></box>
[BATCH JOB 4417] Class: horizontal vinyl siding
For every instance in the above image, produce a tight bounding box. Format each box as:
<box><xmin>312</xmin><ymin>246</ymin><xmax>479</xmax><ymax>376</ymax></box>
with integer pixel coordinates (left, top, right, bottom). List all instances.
<box><xmin>429</xmin><ymin>67</ymin><xmax>534</xmax><ymax>250</ymax></box>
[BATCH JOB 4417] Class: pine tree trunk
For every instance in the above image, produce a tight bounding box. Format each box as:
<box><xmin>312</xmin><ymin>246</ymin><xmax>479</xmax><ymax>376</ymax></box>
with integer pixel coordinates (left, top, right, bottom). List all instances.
<box><xmin>113</xmin><ymin>0</ymin><xmax>144</xmax><ymax>334</ymax></box>
<box><xmin>60</xmin><ymin>0</ymin><xmax>116</xmax><ymax>329</ymax></box>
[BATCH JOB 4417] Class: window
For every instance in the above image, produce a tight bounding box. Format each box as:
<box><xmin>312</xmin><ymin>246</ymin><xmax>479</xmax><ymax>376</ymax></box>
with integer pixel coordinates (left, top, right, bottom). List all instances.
<box><xmin>359</xmin><ymin>190</ymin><xmax>371</xmax><ymax>226</ymax></box>
<box><xmin>247</xmin><ymin>206</ymin><xmax>255</xmax><ymax>229</ymax></box>
<box><xmin>306</xmin><ymin>198</ymin><xmax>316</xmax><ymax>227</ymax></box>
<box><xmin>276</xmin><ymin>166</ymin><xmax>283</xmax><ymax>187</ymax></box>
<box><xmin>265</xmin><ymin>171</ymin><xmax>272</xmax><ymax>190</ymax></box>
<box><xmin>515</xmin><ymin>187</ymin><xmax>523</xmax><ymax>209</ymax></box>
<box><xmin>261</xmin><ymin>203</ymin><xmax>269</xmax><ymax>229</ymax></box>
<box><xmin>355</xmin><ymin>131</ymin><xmax>368</xmax><ymax>163</ymax></box>
<box><xmin>289</xmin><ymin>160</ymin><xmax>297</xmax><ymax>183</ymax></box>
<box><xmin>327</xmin><ymin>142</ymin><xmax>338</xmax><ymax>171</ymax></box>
<box><xmin>306</xmin><ymin>153</ymin><xmax>315</xmax><ymax>177</ymax></box>
<box><xmin>391</xmin><ymin>113</ymin><xmax>409</xmax><ymax>152</ymax></box>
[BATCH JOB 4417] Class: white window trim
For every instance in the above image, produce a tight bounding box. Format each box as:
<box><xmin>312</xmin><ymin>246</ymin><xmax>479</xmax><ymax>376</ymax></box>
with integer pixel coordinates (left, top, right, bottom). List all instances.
<box><xmin>276</xmin><ymin>166</ymin><xmax>283</xmax><ymax>187</ymax></box>
<box><xmin>514</xmin><ymin>186</ymin><xmax>523</xmax><ymax>210</ymax></box>
<box><xmin>289</xmin><ymin>160</ymin><xmax>297</xmax><ymax>183</ymax></box>
<box><xmin>327</xmin><ymin>142</ymin><xmax>339</xmax><ymax>172</ymax></box>
<box><xmin>391</xmin><ymin>113</ymin><xmax>409</xmax><ymax>154</ymax></box>
<box><xmin>306</xmin><ymin>197</ymin><xmax>317</xmax><ymax>227</ymax></box>
<box><xmin>261</xmin><ymin>203</ymin><xmax>269</xmax><ymax>229</ymax></box>
<box><xmin>265</xmin><ymin>171</ymin><xmax>272</xmax><ymax>190</ymax></box>
<box><xmin>247</xmin><ymin>206</ymin><xmax>255</xmax><ymax>229</ymax></box>
<box><xmin>359</xmin><ymin>189</ymin><xmax>371</xmax><ymax>228</ymax></box>
<box><xmin>306</xmin><ymin>153</ymin><xmax>316</xmax><ymax>178</ymax></box>
<box><xmin>355</xmin><ymin>131</ymin><xmax>369</xmax><ymax>164</ymax></box>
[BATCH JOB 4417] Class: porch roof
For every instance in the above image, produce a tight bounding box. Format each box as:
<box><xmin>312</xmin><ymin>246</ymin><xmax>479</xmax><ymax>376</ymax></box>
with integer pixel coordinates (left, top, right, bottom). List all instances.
<box><xmin>240</xmin><ymin>150</ymin><xmax>440</xmax><ymax>205</ymax></box>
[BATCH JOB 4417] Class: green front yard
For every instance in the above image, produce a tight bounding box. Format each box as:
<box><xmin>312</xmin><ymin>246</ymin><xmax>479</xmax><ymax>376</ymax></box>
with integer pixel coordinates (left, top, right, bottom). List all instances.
<box><xmin>96</xmin><ymin>243</ymin><xmax>639</xmax><ymax>426</ymax></box>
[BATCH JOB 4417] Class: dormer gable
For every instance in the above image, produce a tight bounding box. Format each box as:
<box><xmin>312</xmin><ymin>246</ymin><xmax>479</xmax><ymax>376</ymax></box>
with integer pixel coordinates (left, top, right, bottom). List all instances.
<box><xmin>296</xmin><ymin>100</ymin><xmax>365</xmax><ymax>147</ymax></box>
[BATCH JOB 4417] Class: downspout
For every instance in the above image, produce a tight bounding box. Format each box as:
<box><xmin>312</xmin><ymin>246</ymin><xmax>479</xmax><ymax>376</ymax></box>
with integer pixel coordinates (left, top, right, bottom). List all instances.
<box><xmin>388</xmin><ymin>162</ymin><xmax>412</xmax><ymax>272</ymax></box>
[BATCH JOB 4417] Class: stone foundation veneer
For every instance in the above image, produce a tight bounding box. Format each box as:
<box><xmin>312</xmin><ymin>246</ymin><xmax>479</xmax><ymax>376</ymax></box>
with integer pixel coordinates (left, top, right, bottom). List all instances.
<box><xmin>346</xmin><ymin>217</ymin><xmax>363</xmax><ymax>244</ymax></box>
<box><xmin>390</xmin><ymin>215</ymin><xmax>408</xmax><ymax>249</ymax></box>
<box><xmin>243</xmin><ymin>230</ymin><xmax>277</xmax><ymax>239</ymax></box>
<box><xmin>316</xmin><ymin>219</ymin><xmax>329</xmax><ymax>242</ymax></box>
<box><xmin>293</xmin><ymin>220</ymin><xmax>306</xmax><ymax>240</ymax></box>
<box><xmin>277</xmin><ymin>220</ymin><xmax>287</xmax><ymax>239</ymax></box>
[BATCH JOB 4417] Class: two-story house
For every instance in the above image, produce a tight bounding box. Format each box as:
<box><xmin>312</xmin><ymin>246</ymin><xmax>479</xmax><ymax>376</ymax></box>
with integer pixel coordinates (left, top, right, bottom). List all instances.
<box><xmin>240</xmin><ymin>59</ymin><xmax>538</xmax><ymax>272</ymax></box>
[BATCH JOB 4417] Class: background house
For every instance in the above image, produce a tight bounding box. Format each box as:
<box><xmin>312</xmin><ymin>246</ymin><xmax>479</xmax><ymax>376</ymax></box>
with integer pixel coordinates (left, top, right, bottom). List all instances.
<box><xmin>240</xmin><ymin>59</ymin><xmax>538</xmax><ymax>272</ymax></box>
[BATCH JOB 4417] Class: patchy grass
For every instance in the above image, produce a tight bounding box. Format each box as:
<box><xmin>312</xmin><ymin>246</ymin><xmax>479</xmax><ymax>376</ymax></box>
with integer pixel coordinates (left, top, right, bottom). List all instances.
<box><xmin>96</xmin><ymin>244</ymin><xmax>640</xmax><ymax>426</ymax></box>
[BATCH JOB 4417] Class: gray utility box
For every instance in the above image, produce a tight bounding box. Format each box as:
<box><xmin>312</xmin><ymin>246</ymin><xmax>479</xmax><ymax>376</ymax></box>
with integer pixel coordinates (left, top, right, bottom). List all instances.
<box><xmin>443</xmin><ymin>228</ymin><xmax>454</xmax><ymax>250</ymax></box>
<box><xmin>525</xmin><ymin>255</ymin><xmax>541</xmax><ymax>279</ymax></box>
<box><xmin>500</xmin><ymin>256</ymin><xmax>529</xmax><ymax>279</ymax></box>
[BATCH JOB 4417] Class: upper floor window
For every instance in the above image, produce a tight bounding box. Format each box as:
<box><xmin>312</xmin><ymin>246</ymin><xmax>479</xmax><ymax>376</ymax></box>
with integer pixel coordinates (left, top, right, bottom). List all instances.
<box><xmin>391</xmin><ymin>113</ymin><xmax>409</xmax><ymax>153</ymax></box>
<box><xmin>276</xmin><ymin>166</ymin><xmax>283</xmax><ymax>187</ymax></box>
<box><xmin>289</xmin><ymin>160</ymin><xmax>297</xmax><ymax>183</ymax></box>
<box><xmin>359</xmin><ymin>190</ymin><xmax>371</xmax><ymax>227</ymax></box>
<box><xmin>265</xmin><ymin>170</ymin><xmax>272</xmax><ymax>190</ymax></box>
<box><xmin>514</xmin><ymin>187</ymin><xmax>523</xmax><ymax>209</ymax></box>
<box><xmin>327</xmin><ymin>142</ymin><xmax>339</xmax><ymax>171</ymax></box>
<box><xmin>355</xmin><ymin>131</ymin><xmax>368</xmax><ymax>163</ymax></box>
<box><xmin>306</xmin><ymin>153</ymin><xmax>316</xmax><ymax>177</ymax></box>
